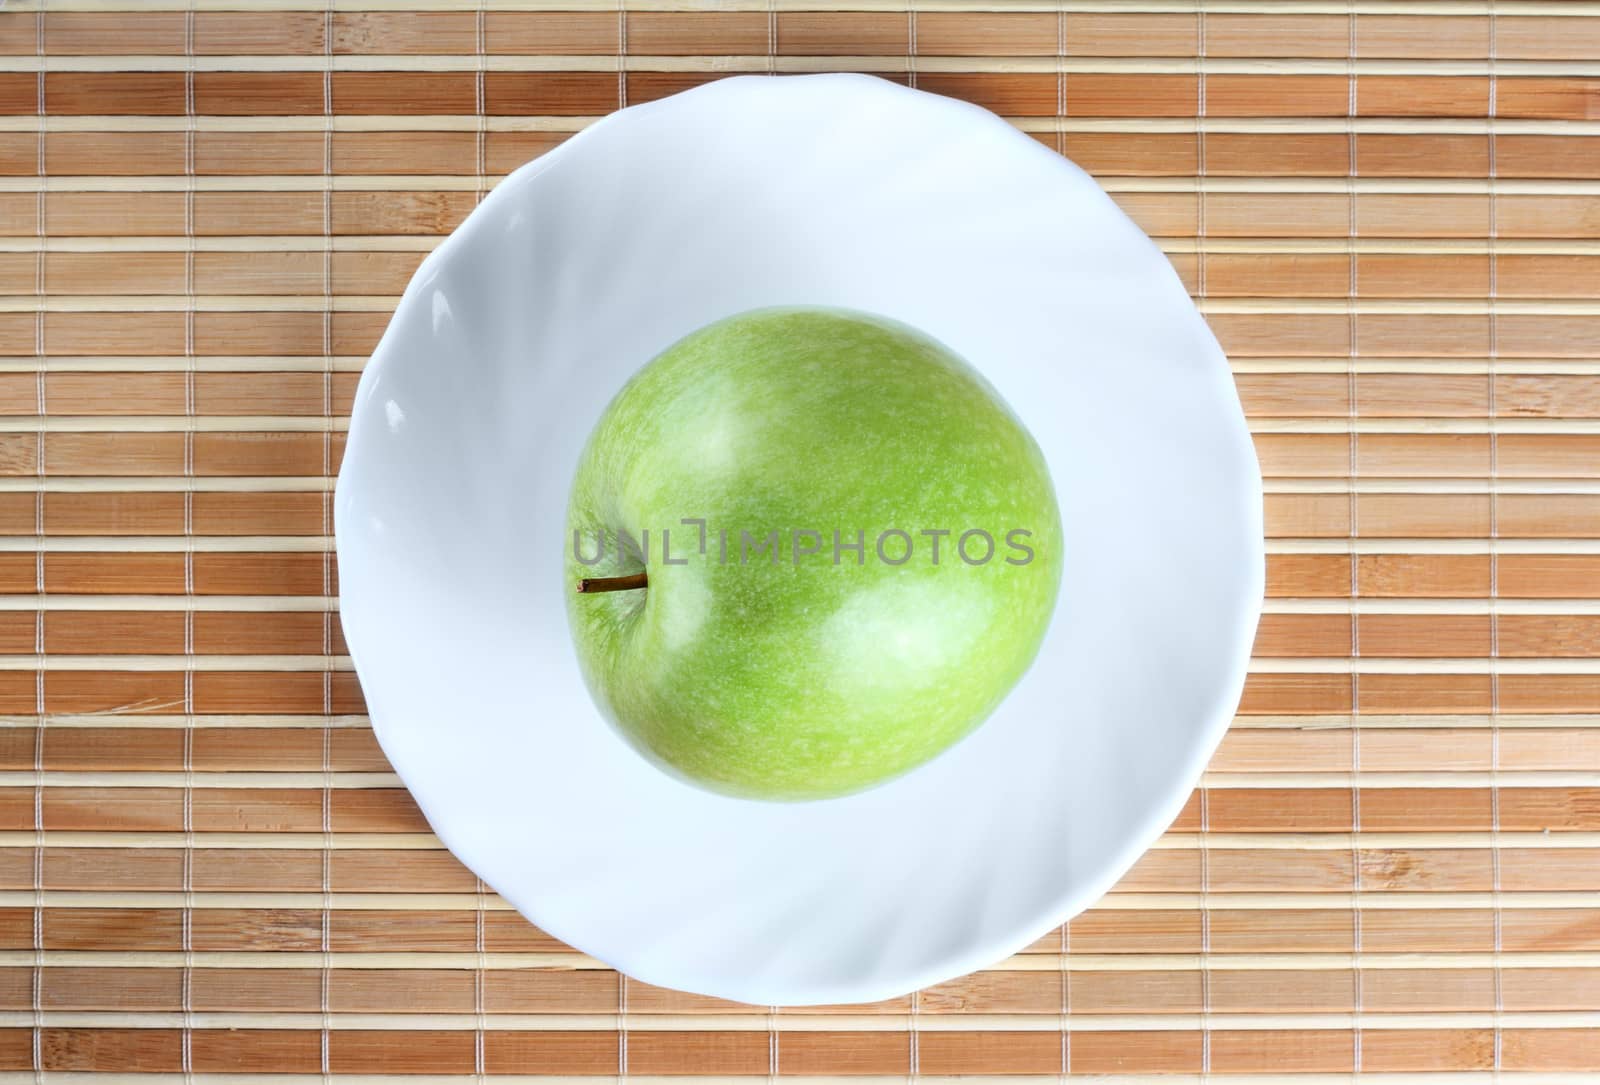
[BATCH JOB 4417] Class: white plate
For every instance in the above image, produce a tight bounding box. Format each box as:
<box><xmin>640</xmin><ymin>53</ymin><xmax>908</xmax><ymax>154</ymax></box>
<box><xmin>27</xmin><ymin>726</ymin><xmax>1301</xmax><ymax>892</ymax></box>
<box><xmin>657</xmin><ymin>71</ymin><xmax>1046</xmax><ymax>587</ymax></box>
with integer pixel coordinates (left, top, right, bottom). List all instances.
<box><xmin>335</xmin><ymin>73</ymin><xmax>1263</xmax><ymax>1007</ymax></box>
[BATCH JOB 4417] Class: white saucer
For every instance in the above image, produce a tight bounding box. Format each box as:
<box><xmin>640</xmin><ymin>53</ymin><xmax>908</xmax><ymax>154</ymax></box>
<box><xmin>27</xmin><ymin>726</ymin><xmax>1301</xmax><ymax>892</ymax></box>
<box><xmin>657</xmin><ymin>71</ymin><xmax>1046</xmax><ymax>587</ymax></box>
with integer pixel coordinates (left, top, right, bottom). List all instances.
<box><xmin>334</xmin><ymin>73</ymin><xmax>1263</xmax><ymax>1006</ymax></box>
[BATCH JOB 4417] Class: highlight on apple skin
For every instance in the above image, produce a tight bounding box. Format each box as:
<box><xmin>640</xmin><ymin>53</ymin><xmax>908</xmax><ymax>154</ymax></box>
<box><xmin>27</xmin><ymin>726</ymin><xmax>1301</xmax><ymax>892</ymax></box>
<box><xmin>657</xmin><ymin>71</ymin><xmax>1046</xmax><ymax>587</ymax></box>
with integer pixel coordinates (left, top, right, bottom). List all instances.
<box><xmin>564</xmin><ymin>306</ymin><xmax>1063</xmax><ymax>801</ymax></box>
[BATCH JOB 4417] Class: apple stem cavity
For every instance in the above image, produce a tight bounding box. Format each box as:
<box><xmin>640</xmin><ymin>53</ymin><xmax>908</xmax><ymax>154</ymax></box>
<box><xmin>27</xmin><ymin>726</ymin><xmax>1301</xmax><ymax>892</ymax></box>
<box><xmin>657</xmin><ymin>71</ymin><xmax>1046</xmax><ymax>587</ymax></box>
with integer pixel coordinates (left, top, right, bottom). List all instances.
<box><xmin>576</xmin><ymin>571</ymin><xmax>648</xmax><ymax>595</ymax></box>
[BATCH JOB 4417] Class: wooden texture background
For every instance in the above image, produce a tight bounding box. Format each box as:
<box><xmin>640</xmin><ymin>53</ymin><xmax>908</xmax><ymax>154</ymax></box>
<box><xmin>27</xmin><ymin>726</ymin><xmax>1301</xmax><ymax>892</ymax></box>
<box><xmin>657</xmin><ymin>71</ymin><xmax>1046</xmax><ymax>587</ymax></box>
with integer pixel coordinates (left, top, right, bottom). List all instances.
<box><xmin>2</xmin><ymin>0</ymin><xmax>1599</xmax><ymax>1079</ymax></box>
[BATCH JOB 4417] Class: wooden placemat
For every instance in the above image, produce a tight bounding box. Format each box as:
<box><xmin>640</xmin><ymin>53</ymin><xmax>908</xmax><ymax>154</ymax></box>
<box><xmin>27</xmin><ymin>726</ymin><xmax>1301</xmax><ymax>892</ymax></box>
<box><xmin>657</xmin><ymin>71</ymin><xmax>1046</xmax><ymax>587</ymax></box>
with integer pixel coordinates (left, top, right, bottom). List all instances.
<box><xmin>2</xmin><ymin>0</ymin><xmax>1598</xmax><ymax>1079</ymax></box>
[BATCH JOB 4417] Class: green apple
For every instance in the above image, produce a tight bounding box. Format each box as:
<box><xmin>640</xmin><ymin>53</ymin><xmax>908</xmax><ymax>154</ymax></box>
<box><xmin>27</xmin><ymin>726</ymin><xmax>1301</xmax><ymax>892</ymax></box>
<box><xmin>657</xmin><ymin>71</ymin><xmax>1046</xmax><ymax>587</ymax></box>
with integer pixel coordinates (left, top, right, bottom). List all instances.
<box><xmin>565</xmin><ymin>307</ymin><xmax>1061</xmax><ymax>800</ymax></box>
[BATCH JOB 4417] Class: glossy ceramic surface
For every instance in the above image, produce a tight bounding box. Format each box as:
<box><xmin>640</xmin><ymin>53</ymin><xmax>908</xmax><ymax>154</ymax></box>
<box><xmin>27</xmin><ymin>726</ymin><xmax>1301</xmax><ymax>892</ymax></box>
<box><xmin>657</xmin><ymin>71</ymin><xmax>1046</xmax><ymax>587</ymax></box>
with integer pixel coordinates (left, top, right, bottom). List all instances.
<box><xmin>335</xmin><ymin>73</ymin><xmax>1264</xmax><ymax>1006</ymax></box>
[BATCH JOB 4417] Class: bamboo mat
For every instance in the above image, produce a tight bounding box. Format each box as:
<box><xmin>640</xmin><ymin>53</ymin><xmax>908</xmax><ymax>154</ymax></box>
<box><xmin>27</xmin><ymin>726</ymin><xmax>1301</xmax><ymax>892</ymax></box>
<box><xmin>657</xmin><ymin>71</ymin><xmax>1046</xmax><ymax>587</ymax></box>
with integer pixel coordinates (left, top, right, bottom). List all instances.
<box><xmin>0</xmin><ymin>0</ymin><xmax>1598</xmax><ymax>1079</ymax></box>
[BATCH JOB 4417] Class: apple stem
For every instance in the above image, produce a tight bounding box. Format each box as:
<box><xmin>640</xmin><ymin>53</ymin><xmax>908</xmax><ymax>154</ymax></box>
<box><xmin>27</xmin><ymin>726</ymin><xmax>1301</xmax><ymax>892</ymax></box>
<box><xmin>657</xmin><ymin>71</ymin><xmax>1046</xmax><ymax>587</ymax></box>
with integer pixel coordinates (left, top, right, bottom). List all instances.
<box><xmin>576</xmin><ymin>571</ymin><xmax>648</xmax><ymax>594</ymax></box>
